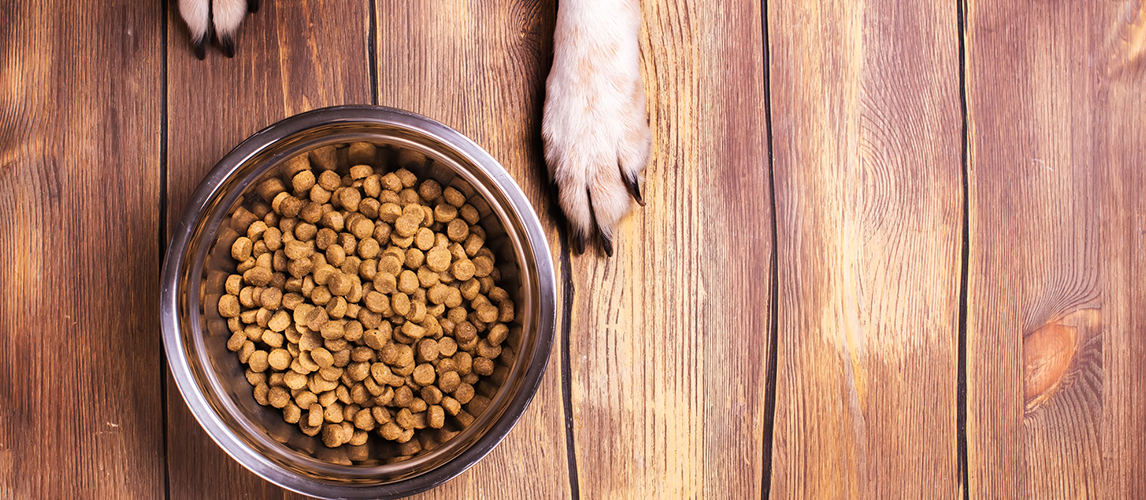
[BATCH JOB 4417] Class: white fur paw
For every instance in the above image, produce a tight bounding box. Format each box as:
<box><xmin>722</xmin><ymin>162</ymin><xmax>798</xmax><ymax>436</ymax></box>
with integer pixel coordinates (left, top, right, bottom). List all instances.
<box><xmin>178</xmin><ymin>0</ymin><xmax>259</xmax><ymax>59</ymax></box>
<box><xmin>542</xmin><ymin>0</ymin><xmax>650</xmax><ymax>256</ymax></box>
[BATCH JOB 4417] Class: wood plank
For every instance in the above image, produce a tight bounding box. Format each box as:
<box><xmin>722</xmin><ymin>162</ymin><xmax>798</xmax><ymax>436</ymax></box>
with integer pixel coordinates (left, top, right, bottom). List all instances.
<box><xmin>0</xmin><ymin>0</ymin><xmax>165</xmax><ymax>497</ymax></box>
<box><xmin>964</xmin><ymin>0</ymin><xmax>1146</xmax><ymax>496</ymax></box>
<box><xmin>767</xmin><ymin>1</ymin><xmax>964</xmax><ymax>497</ymax></box>
<box><xmin>563</xmin><ymin>0</ymin><xmax>772</xmax><ymax>497</ymax></box>
<box><xmin>374</xmin><ymin>2</ymin><xmax>573</xmax><ymax>498</ymax></box>
<box><xmin>164</xmin><ymin>1</ymin><xmax>372</xmax><ymax>497</ymax></box>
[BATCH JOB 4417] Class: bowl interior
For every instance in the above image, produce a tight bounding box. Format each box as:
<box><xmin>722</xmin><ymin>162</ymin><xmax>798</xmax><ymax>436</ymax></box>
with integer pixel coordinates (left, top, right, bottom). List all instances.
<box><xmin>169</xmin><ymin>116</ymin><xmax>551</xmax><ymax>490</ymax></box>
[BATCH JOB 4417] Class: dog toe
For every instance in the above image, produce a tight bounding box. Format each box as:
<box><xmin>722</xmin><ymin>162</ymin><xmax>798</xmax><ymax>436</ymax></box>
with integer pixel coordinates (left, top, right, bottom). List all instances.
<box><xmin>212</xmin><ymin>0</ymin><xmax>248</xmax><ymax>57</ymax></box>
<box><xmin>178</xmin><ymin>0</ymin><xmax>210</xmax><ymax>58</ymax></box>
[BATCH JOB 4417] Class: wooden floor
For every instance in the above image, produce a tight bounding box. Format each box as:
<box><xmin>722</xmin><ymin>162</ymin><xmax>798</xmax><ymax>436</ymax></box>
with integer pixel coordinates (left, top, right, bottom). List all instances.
<box><xmin>3</xmin><ymin>0</ymin><xmax>1145</xmax><ymax>497</ymax></box>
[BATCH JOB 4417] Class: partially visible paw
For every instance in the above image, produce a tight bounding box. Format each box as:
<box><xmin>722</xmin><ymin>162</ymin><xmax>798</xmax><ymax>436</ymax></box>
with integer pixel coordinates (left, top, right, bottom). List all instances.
<box><xmin>178</xmin><ymin>0</ymin><xmax>259</xmax><ymax>59</ymax></box>
<box><xmin>542</xmin><ymin>0</ymin><xmax>649</xmax><ymax>256</ymax></box>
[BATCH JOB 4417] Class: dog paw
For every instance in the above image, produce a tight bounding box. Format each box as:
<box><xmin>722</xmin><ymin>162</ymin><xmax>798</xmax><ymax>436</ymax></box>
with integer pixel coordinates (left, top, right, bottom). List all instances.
<box><xmin>178</xmin><ymin>0</ymin><xmax>259</xmax><ymax>59</ymax></box>
<box><xmin>542</xmin><ymin>0</ymin><xmax>649</xmax><ymax>256</ymax></box>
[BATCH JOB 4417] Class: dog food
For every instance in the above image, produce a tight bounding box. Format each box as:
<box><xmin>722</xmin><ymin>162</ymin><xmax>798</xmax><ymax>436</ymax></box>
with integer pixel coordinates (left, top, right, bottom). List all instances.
<box><xmin>217</xmin><ymin>143</ymin><xmax>516</xmax><ymax>455</ymax></box>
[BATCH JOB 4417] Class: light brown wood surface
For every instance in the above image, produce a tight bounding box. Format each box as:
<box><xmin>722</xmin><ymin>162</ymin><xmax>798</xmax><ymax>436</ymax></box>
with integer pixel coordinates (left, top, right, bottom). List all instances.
<box><xmin>767</xmin><ymin>1</ymin><xmax>964</xmax><ymax>497</ymax></box>
<box><xmin>5</xmin><ymin>0</ymin><xmax>1146</xmax><ymax>498</ymax></box>
<box><xmin>0</xmin><ymin>0</ymin><xmax>165</xmax><ymax>497</ymax></box>
<box><xmin>964</xmin><ymin>0</ymin><xmax>1146</xmax><ymax>497</ymax></box>
<box><xmin>564</xmin><ymin>0</ymin><xmax>772</xmax><ymax>498</ymax></box>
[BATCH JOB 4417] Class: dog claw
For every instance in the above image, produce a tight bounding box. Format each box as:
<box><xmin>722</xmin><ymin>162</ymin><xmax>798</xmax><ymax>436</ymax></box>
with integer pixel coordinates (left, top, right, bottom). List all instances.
<box><xmin>600</xmin><ymin>232</ymin><xmax>614</xmax><ymax>257</ymax></box>
<box><xmin>572</xmin><ymin>231</ymin><xmax>587</xmax><ymax>255</ymax></box>
<box><xmin>193</xmin><ymin>38</ymin><xmax>207</xmax><ymax>60</ymax></box>
<box><xmin>219</xmin><ymin>35</ymin><xmax>236</xmax><ymax>58</ymax></box>
<box><xmin>622</xmin><ymin>171</ymin><xmax>644</xmax><ymax>206</ymax></box>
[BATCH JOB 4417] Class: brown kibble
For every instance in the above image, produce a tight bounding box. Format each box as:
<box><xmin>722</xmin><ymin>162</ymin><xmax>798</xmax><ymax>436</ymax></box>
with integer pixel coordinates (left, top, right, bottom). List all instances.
<box><xmin>459</xmin><ymin>204</ymin><xmax>480</xmax><ymax>225</ymax></box>
<box><xmin>393</xmin><ymin>215</ymin><xmax>419</xmax><ymax>238</ymax></box>
<box><xmin>499</xmin><ymin>300</ymin><xmax>515</xmax><ymax>323</ymax></box>
<box><xmin>231</xmin><ymin>237</ymin><xmax>253</xmax><ymax>262</ymax></box>
<box><xmin>379</xmin><ymin>421</ymin><xmax>402</xmax><ymax>441</ymax></box>
<box><xmin>357</xmin><ymin>238</ymin><xmax>380</xmax><ymax>260</ymax></box>
<box><xmin>420</xmin><ymin>385</ymin><xmax>443</xmax><ymax>405</ymax></box>
<box><xmin>472</xmin><ymin>255</ymin><xmax>494</xmax><ymax>278</ymax></box>
<box><xmin>438</xmin><ymin>370</ymin><xmax>461</xmax><ymax>394</ymax></box>
<box><xmin>372</xmin><ymin>406</ymin><xmax>392</xmax><ymax>425</ymax></box>
<box><xmin>305</xmin><ymin>304</ymin><xmax>330</xmax><ymax>330</ymax></box>
<box><xmin>397</xmin><ymin>270</ymin><xmax>419</xmax><ymax>294</ymax></box>
<box><xmin>455</xmin><ymin>321</ymin><xmax>477</xmax><ymax>344</ymax></box>
<box><xmin>488</xmin><ymin>323</ymin><xmax>509</xmax><ymax>346</ymax></box>
<box><xmin>425</xmin><ymin>246</ymin><xmax>451</xmax><ymax>273</ymax></box>
<box><xmin>395</xmin><ymin>408</ymin><xmax>416</xmax><ymax>430</ymax></box>
<box><xmin>328</xmin><ymin>272</ymin><xmax>352</xmax><ymax>297</ymax></box>
<box><xmin>298</xmin><ymin>201</ymin><xmax>323</xmax><ymax>224</ymax></box>
<box><xmin>412</xmin><ymin>364</ymin><xmax>436</xmax><ymax>386</ymax></box>
<box><xmin>307</xmin><ymin>403</ymin><xmax>324</xmax><ymax>427</ymax></box>
<box><xmin>284</xmin><ymin>371</ymin><xmax>308</xmax><ymax>390</ymax></box>
<box><xmin>440</xmin><ymin>396</ymin><xmax>461</xmax><ymax>416</ymax></box>
<box><xmin>417</xmin><ymin>338</ymin><xmax>439</xmax><ymax>362</ymax></box>
<box><xmin>394</xmin><ymin>168</ymin><xmax>417</xmax><ymax>188</ymax></box>
<box><xmin>353</xmin><ymin>409</ymin><xmax>376</xmax><ymax>431</ymax></box>
<box><xmin>414</xmin><ymin>227</ymin><xmax>435</xmax><ymax>251</ymax></box>
<box><xmin>253</xmin><ymin>382</ymin><xmax>270</xmax><ymax>405</ymax></box>
<box><xmin>359</xmin><ymin>197</ymin><xmax>381</xmax><ymax>219</ymax></box>
<box><xmin>442</xmin><ymin>187</ymin><xmax>465</xmax><ymax>207</ymax></box>
<box><xmin>363</xmin><ymin>174</ymin><xmax>382</xmax><ymax>198</ymax></box>
<box><xmin>268</xmin><ymin>349</ymin><xmax>292</xmax><ymax>371</ymax></box>
<box><xmin>476</xmin><ymin>304</ymin><xmax>499</xmax><ymax>324</ymax></box>
<box><xmin>311</xmin><ymin>347</ymin><xmax>335</xmax><ymax>368</ymax></box>
<box><xmin>248</xmin><ymin>350</ymin><xmax>270</xmax><ymax>372</ymax></box>
<box><xmin>378</xmin><ymin>202</ymin><xmax>402</xmax><ymax>224</ymax></box>
<box><xmin>381</xmin><ymin>172</ymin><xmax>403</xmax><ymax>192</ymax></box>
<box><xmin>418</xmin><ymin>179</ymin><xmax>442</xmax><ymax>201</ymax></box>
<box><xmin>283</xmin><ymin>240</ymin><xmax>311</xmax><ymax>261</ymax></box>
<box><xmin>433</xmin><ymin>203</ymin><xmax>458</xmax><ymax>223</ymax></box>
<box><xmin>446</xmin><ymin>219</ymin><xmax>469</xmax><ymax>242</ymax></box>
<box><xmin>349</xmin><ymin>217</ymin><xmax>375</xmax><ymax>240</ymax></box>
<box><xmin>394</xmin><ymin>386</ymin><xmax>414</xmax><ymax>407</ymax></box>
<box><xmin>268</xmin><ymin>386</ymin><xmax>291</xmax><ymax>408</ymax></box>
<box><xmin>292</xmin><ymin>170</ymin><xmax>316</xmax><ymax>194</ymax></box>
<box><xmin>320</xmin><ymin>210</ymin><xmax>345</xmax><ymax>232</ymax></box>
<box><xmin>218</xmin><ymin>294</ymin><xmax>241</xmax><ymax>318</ymax></box>
<box><xmin>339</xmin><ymin>188</ymin><xmax>362</xmax><ymax>213</ymax></box>
<box><xmin>459</xmin><ymin>279</ymin><xmax>480</xmax><ymax>301</ymax></box>
<box><xmin>428</xmin><ymin>405</ymin><xmax>445</xmax><ymax>429</ymax></box>
<box><xmin>310</xmin><ymin>185</ymin><xmax>332</xmax><ymax>205</ymax></box>
<box><xmin>322</xmin><ymin>423</ymin><xmax>347</xmax><ymax>448</ymax></box>
<box><xmin>243</xmin><ymin>266</ymin><xmax>273</xmax><ymax>287</ymax></box>
<box><xmin>391</xmin><ymin>233</ymin><xmax>414</xmax><ymax>248</ymax></box>
<box><xmin>392</xmin><ymin>292</ymin><xmax>411</xmax><ymax>317</ymax></box>
<box><xmin>443</xmin><ymin>287</ymin><xmax>463</xmax><ymax>308</ymax></box>
<box><xmin>453</xmin><ymin>383</ymin><xmax>474</xmax><ymax>404</ymax></box>
<box><xmin>318</xmin><ymin>170</ymin><xmax>341</xmax><ymax>191</ymax></box>
<box><xmin>473</xmin><ymin>357</ymin><xmax>494</xmax><ymax>376</ymax></box>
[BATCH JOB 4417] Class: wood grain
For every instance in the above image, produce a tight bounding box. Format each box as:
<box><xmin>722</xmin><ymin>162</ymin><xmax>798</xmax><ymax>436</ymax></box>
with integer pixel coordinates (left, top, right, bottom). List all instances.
<box><xmin>767</xmin><ymin>1</ymin><xmax>964</xmax><ymax>497</ymax></box>
<box><xmin>164</xmin><ymin>1</ymin><xmax>372</xmax><ymax>497</ymax></box>
<box><xmin>375</xmin><ymin>2</ymin><xmax>573</xmax><ymax>498</ymax></box>
<box><xmin>964</xmin><ymin>0</ymin><xmax>1146</xmax><ymax>496</ymax></box>
<box><xmin>563</xmin><ymin>0</ymin><xmax>772</xmax><ymax>497</ymax></box>
<box><xmin>0</xmin><ymin>0</ymin><xmax>165</xmax><ymax>497</ymax></box>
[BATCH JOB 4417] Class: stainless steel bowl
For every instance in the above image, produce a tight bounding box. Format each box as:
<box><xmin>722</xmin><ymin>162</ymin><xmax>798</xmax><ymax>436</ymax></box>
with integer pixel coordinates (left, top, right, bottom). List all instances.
<box><xmin>160</xmin><ymin>105</ymin><xmax>556</xmax><ymax>498</ymax></box>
